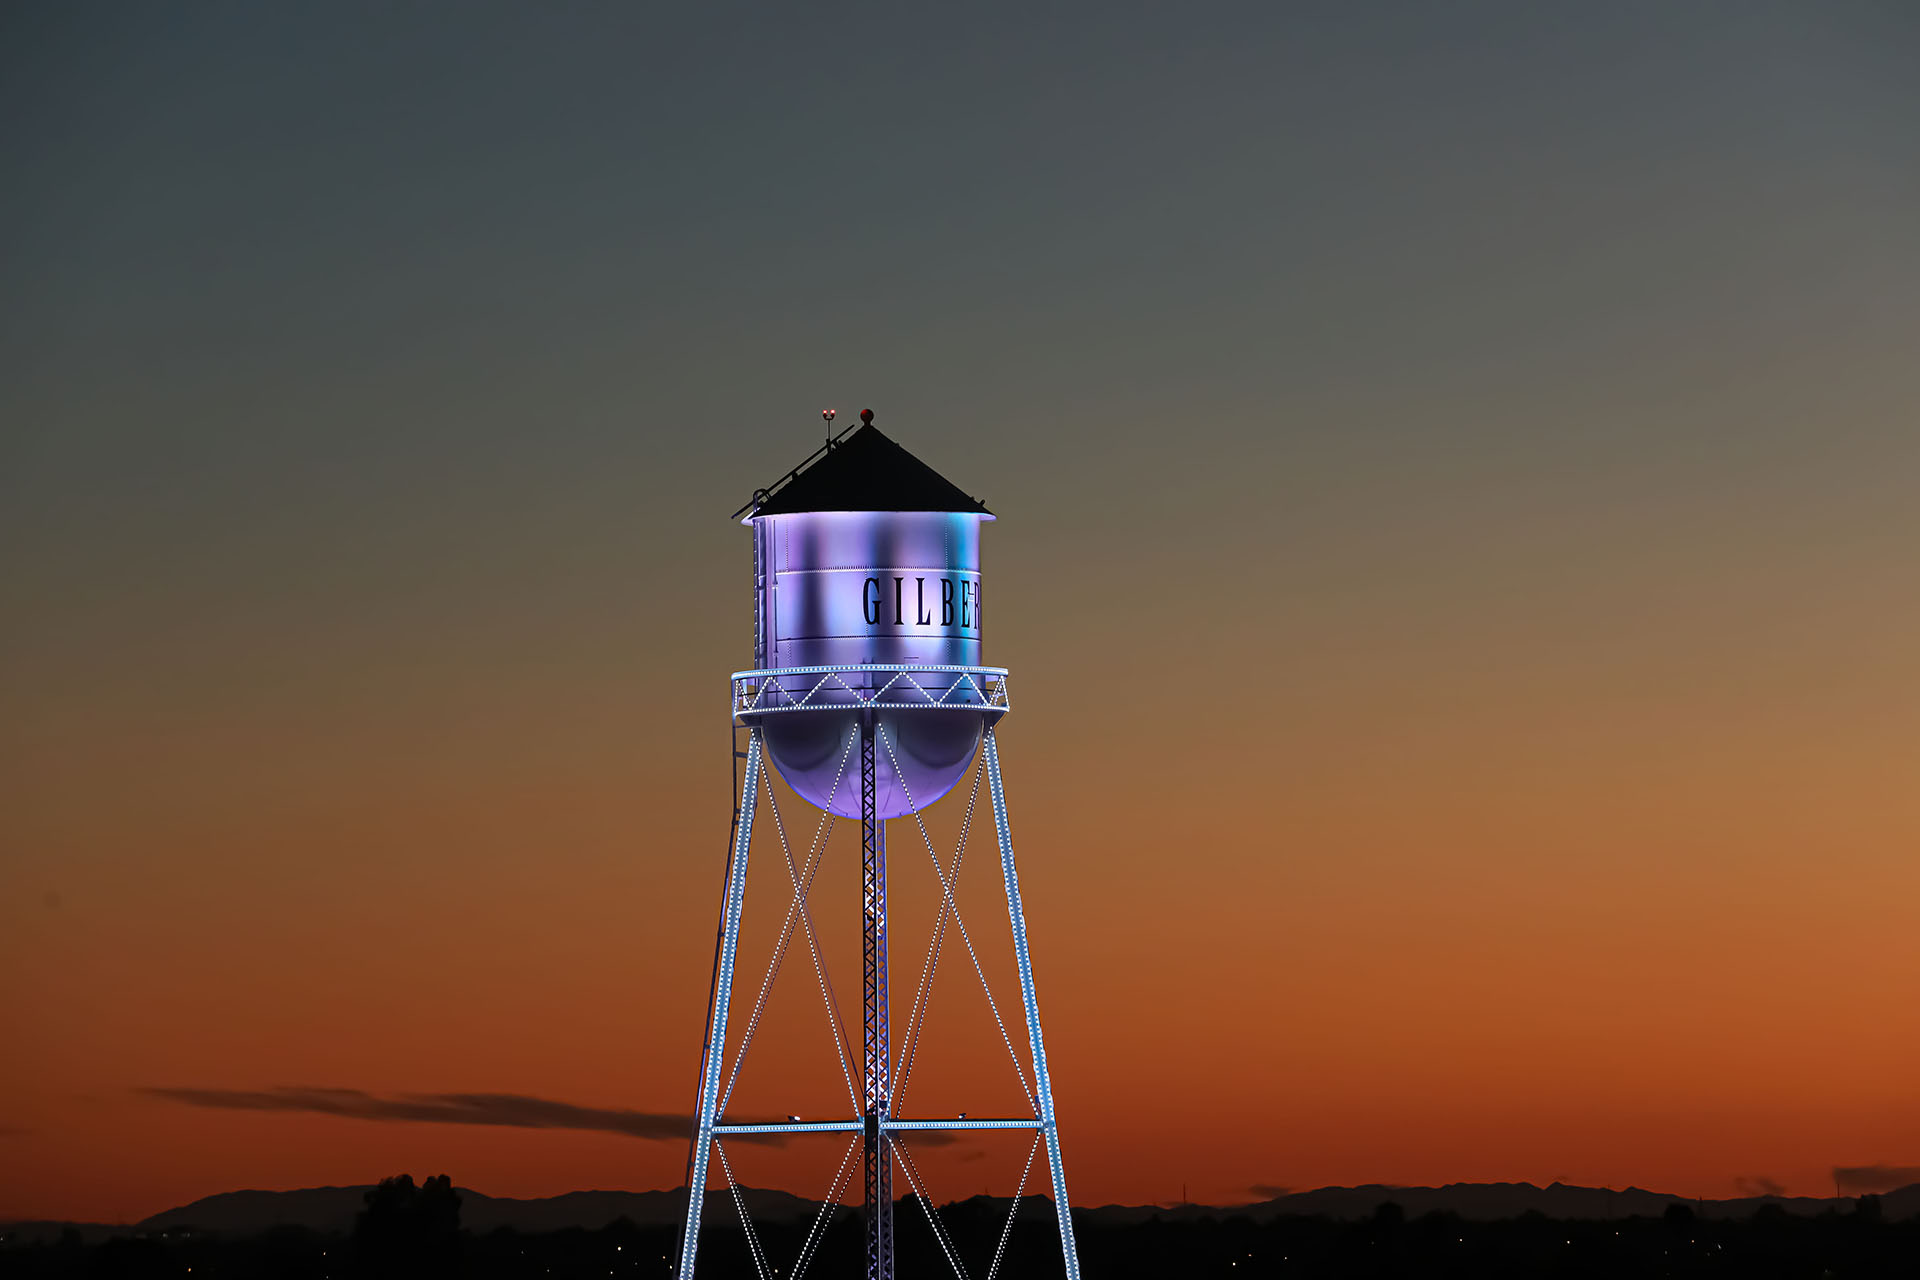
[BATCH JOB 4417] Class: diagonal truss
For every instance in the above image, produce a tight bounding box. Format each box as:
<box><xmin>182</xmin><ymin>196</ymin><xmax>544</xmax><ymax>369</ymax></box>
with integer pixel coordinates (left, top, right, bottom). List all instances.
<box><xmin>791</xmin><ymin>1132</ymin><xmax>861</xmax><ymax>1280</ymax></box>
<box><xmin>989</xmin><ymin>1131</ymin><xmax>1045</xmax><ymax>1280</ymax></box>
<box><xmin>715</xmin><ymin>1138</ymin><xmax>772</xmax><ymax>1280</ymax></box>
<box><xmin>895</xmin><ymin>1137</ymin><xmax>968</xmax><ymax>1280</ymax></box>
<box><xmin>879</xmin><ymin>726</ymin><xmax>1035</xmax><ymax>1110</ymax></box>
<box><xmin>892</xmin><ymin>755</ymin><xmax>985</xmax><ymax>1114</ymax></box>
<box><xmin>718</xmin><ymin>726</ymin><xmax>860</xmax><ymax>1118</ymax></box>
<box><xmin>759</xmin><ymin>751</ymin><xmax>861</xmax><ymax>1113</ymax></box>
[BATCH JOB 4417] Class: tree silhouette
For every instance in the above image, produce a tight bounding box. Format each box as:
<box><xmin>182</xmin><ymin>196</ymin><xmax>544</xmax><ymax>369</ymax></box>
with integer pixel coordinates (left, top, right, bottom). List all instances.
<box><xmin>354</xmin><ymin>1173</ymin><xmax>462</xmax><ymax>1278</ymax></box>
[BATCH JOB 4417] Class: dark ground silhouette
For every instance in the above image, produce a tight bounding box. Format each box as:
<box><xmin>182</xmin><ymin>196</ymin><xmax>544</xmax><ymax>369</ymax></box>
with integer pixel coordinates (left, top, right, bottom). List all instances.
<box><xmin>5</xmin><ymin>1180</ymin><xmax>1919</xmax><ymax>1279</ymax></box>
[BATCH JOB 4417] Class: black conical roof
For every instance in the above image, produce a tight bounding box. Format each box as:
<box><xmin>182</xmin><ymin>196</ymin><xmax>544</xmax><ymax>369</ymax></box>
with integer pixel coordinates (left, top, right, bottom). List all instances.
<box><xmin>747</xmin><ymin>424</ymin><xmax>991</xmax><ymax>518</ymax></box>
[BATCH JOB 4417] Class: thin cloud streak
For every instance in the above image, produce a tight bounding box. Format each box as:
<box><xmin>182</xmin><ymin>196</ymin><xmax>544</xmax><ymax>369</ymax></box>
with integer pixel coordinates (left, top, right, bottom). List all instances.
<box><xmin>140</xmin><ymin>1087</ymin><xmax>785</xmax><ymax>1146</ymax></box>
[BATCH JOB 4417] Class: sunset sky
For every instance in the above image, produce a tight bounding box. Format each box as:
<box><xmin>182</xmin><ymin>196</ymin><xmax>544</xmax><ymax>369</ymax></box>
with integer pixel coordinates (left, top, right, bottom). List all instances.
<box><xmin>4</xmin><ymin>2</ymin><xmax>1918</xmax><ymax>1224</ymax></box>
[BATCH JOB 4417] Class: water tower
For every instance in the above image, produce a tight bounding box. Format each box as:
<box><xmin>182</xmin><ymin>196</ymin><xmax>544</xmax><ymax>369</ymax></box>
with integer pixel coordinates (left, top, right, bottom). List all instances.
<box><xmin>676</xmin><ymin>411</ymin><xmax>1082</xmax><ymax>1280</ymax></box>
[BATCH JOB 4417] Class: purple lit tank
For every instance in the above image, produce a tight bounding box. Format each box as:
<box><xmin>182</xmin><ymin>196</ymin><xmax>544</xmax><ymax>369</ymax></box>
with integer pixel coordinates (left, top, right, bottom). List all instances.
<box><xmin>743</xmin><ymin>421</ymin><xmax>993</xmax><ymax>819</ymax></box>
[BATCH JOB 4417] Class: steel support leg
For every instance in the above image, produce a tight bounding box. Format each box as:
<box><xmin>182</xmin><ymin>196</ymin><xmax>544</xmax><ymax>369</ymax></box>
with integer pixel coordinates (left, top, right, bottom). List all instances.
<box><xmin>678</xmin><ymin>730</ymin><xmax>763</xmax><ymax>1280</ymax></box>
<box><xmin>860</xmin><ymin>713</ymin><xmax>894</xmax><ymax>1280</ymax></box>
<box><xmin>984</xmin><ymin>726</ymin><xmax>1082</xmax><ymax>1280</ymax></box>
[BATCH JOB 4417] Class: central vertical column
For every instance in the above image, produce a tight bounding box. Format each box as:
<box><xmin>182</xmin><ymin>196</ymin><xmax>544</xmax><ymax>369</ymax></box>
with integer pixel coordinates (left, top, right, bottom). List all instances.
<box><xmin>859</xmin><ymin>712</ymin><xmax>894</xmax><ymax>1280</ymax></box>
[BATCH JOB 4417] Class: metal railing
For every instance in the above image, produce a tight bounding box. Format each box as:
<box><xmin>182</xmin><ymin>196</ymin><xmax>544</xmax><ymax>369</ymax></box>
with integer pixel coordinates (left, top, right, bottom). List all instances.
<box><xmin>730</xmin><ymin>664</ymin><xmax>1010</xmax><ymax>720</ymax></box>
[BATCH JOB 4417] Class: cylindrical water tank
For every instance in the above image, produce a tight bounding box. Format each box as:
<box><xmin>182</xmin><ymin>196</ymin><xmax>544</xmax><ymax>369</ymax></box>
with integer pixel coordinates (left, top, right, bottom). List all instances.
<box><xmin>742</xmin><ymin>421</ymin><xmax>993</xmax><ymax>819</ymax></box>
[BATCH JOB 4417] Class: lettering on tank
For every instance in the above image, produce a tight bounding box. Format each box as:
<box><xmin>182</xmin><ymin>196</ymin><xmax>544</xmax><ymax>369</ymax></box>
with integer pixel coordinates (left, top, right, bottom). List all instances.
<box><xmin>862</xmin><ymin>576</ymin><xmax>979</xmax><ymax>631</ymax></box>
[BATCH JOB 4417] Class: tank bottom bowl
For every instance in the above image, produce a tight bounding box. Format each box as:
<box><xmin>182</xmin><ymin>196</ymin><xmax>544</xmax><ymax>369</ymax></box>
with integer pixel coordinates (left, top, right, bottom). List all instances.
<box><xmin>755</xmin><ymin>709</ymin><xmax>987</xmax><ymax>819</ymax></box>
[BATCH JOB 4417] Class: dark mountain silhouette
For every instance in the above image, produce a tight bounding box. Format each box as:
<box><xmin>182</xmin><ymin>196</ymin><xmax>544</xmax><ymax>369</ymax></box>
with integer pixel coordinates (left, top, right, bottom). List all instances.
<box><xmin>123</xmin><ymin>1183</ymin><xmax>822</xmax><ymax>1236</ymax></box>
<box><xmin>134</xmin><ymin>1187</ymin><xmax>367</xmax><ymax>1235</ymax></box>
<box><xmin>1087</xmin><ymin>1180</ymin><xmax>1920</xmax><ymax>1224</ymax></box>
<box><xmin>9</xmin><ymin>1179</ymin><xmax>1914</xmax><ymax>1241</ymax></box>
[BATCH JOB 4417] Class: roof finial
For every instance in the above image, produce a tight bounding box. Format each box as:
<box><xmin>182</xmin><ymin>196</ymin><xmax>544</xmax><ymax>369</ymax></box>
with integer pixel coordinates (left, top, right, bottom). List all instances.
<box><xmin>860</xmin><ymin>408</ymin><xmax>874</xmax><ymax>426</ymax></box>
